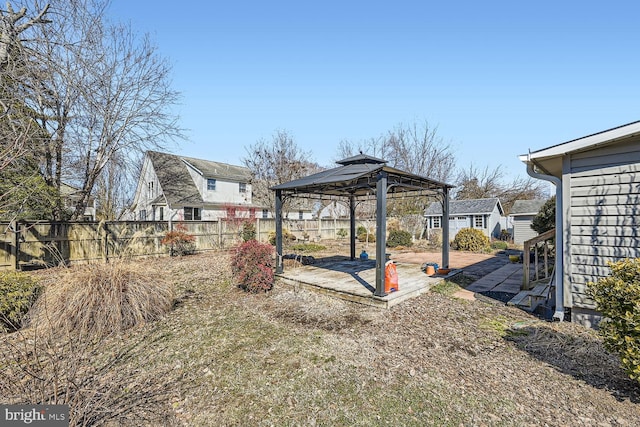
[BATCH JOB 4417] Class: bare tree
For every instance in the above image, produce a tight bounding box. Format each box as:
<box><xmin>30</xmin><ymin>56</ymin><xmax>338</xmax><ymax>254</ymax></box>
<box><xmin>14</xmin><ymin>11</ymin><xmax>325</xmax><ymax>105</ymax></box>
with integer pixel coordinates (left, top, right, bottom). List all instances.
<box><xmin>455</xmin><ymin>163</ymin><xmax>548</xmax><ymax>214</ymax></box>
<box><xmin>338</xmin><ymin>120</ymin><xmax>456</xmax><ymax>219</ymax></box>
<box><xmin>2</xmin><ymin>0</ymin><xmax>182</xmax><ymax>220</ymax></box>
<box><xmin>0</xmin><ymin>1</ymin><xmax>58</xmax><ymax>220</ymax></box>
<box><xmin>243</xmin><ymin>129</ymin><xmax>319</xmax><ymax>218</ymax></box>
<box><xmin>337</xmin><ymin>120</ymin><xmax>456</xmax><ymax>183</ymax></box>
<box><xmin>65</xmin><ymin>22</ymin><xmax>182</xmax><ymax>219</ymax></box>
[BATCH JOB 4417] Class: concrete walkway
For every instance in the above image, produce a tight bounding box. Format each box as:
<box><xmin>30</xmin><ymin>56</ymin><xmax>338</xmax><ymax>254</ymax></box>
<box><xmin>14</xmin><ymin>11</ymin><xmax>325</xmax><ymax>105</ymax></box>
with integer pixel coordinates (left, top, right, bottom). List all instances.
<box><xmin>466</xmin><ymin>263</ymin><xmax>523</xmax><ymax>294</ymax></box>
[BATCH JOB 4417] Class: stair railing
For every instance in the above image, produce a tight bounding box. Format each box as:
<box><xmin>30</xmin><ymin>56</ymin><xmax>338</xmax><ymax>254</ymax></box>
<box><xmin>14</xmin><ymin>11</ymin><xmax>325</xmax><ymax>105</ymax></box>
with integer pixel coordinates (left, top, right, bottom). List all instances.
<box><xmin>522</xmin><ymin>228</ymin><xmax>555</xmax><ymax>290</ymax></box>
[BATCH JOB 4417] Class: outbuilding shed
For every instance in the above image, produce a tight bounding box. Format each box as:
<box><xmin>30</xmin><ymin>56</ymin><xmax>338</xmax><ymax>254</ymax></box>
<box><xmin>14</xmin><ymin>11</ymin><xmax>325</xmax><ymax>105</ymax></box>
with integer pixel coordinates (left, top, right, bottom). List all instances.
<box><xmin>424</xmin><ymin>197</ymin><xmax>504</xmax><ymax>240</ymax></box>
<box><xmin>511</xmin><ymin>199</ymin><xmax>546</xmax><ymax>244</ymax></box>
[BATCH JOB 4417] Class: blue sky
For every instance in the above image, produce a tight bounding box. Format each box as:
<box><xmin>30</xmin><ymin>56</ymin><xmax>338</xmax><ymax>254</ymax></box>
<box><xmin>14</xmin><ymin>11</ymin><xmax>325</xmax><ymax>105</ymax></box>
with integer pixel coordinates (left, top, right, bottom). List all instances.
<box><xmin>110</xmin><ymin>0</ymin><xmax>640</xmax><ymax>181</ymax></box>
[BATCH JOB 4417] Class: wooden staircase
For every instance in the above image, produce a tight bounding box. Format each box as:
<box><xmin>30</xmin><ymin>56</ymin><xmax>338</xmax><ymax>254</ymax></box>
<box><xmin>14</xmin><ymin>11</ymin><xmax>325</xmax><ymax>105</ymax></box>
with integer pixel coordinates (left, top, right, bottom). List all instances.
<box><xmin>508</xmin><ymin>228</ymin><xmax>556</xmax><ymax>314</ymax></box>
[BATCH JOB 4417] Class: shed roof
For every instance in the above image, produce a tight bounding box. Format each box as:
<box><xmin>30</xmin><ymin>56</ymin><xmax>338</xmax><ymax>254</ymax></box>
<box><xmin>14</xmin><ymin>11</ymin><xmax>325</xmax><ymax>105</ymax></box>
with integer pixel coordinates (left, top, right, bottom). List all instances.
<box><xmin>272</xmin><ymin>154</ymin><xmax>453</xmax><ymax>197</ymax></box>
<box><xmin>425</xmin><ymin>197</ymin><xmax>503</xmax><ymax>216</ymax></box>
<box><xmin>511</xmin><ymin>199</ymin><xmax>546</xmax><ymax>216</ymax></box>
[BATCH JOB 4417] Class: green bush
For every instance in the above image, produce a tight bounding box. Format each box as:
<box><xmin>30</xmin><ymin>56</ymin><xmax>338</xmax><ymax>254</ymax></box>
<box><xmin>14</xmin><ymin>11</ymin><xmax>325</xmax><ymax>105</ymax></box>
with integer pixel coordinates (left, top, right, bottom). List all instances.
<box><xmin>291</xmin><ymin>243</ymin><xmax>326</xmax><ymax>252</ymax></box>
<box><xmin>531</xmin><ymin>196</ymin><xmax>555</xmax><ymax>234</ymax></box>
<box><xmin>387</xmin><ymin>229</ymin><xmax>413</xmax><ymax>248</ymax></box>
<box><xmin>452</xmin><ymin>228</ymin><xmax>490</xmax><ymax>252</ymax></box>
<box><xmin>357</xmin><ymin>232</ymin><xmax>376</xmax><ymax>243</ymax></box>
<box><xmin>491</xmin><ymin>240</ymin><xmax>509</xmax><ymax>250</ymax></box>
<box><xmin>0</xmin><ymin>271</ymin><xmax>42</xmax><ymax>332</ymax></box>
<box><xmin>587</xmin><ymin>258</ymin><xmax>640</xmax><ymax>381</ymax></box>
<box><xmin>336</xmin><ymin>228</ymin><xmax>348</xmax><ymax>239</ymax></box>
<box><xmin>356</xmin><ymin>225</ymin><xmax>376</xmax><ymax>243</ymax></box>
<box><xmin>268</xmin><ymin>228</ymin><xmax>297</xmax><ymax>246</ymax></box>
<box><xmin>231</xmin><ymin>240</ymin><xmax>274</xmax><ymax>293</ymax></box>
<box><xmin>241</xmin><ymin>220</ymin><xmax>256</xmax><ymax>242</ymax></box>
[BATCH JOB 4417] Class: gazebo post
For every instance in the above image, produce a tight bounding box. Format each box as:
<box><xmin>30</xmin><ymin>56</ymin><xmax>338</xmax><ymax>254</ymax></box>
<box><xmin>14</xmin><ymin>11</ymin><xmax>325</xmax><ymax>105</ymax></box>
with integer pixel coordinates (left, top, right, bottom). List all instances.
<box><xmin>374</xmin><ymin>171</ymin><xmax>388</xmax><ymax>297</ymax></box>
<box><xmin>275</xmin><ymin>189</ymin><xmax>283</xmax><ymax>274</ymax></box>
<box><xmin>349</xmin><ymin>195</ymin><xmax>356</xmax><ymax>260</ymax></box>
<box><xmin>442</xmin><ymin>187</ymin><xmax>450</xmax><ymax>269</ymax></box>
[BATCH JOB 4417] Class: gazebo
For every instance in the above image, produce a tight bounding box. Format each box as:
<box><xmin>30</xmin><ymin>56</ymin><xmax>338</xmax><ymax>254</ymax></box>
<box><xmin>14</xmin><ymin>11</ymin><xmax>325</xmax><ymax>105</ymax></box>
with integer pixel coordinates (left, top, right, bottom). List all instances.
<box><xmin>271</xmin><ymin>154</ymin><xmax>454</xmax><ymax>297</ymax></box>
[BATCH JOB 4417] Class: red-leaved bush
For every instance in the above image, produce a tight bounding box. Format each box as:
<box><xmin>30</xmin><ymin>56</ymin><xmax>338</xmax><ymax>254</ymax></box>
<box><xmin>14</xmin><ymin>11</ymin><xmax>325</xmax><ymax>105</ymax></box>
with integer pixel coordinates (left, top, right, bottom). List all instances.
<box><xmin>161</xmin><ymin>223</ymin><xmax>196</xmax><ymax>256</ymax></box>
<box><xmin>231</xmin><ymin>240</ymin><xmax>274</xmax><ymax>293</ymax></box>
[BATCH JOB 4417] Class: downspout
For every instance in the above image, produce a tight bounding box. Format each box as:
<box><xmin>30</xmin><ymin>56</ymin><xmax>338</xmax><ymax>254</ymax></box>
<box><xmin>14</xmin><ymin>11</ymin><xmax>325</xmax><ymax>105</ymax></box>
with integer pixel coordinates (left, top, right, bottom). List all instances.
<box><xmin>525</xmin><ymin>160</ymin><xmax>564</xmax><ymax>321</ymax></box>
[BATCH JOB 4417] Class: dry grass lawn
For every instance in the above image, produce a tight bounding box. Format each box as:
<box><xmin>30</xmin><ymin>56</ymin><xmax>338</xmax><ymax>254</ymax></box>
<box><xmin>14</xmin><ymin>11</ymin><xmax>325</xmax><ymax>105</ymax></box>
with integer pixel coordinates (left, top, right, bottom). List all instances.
<box><xmin>2</xmin><ymin>250</ymin><xmax>640</xmax><ymax>426</ymax></box>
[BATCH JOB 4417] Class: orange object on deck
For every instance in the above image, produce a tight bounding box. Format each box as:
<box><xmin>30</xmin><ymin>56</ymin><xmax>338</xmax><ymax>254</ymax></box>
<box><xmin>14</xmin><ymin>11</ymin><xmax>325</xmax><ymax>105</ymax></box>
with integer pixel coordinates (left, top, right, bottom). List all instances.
<box><xmin>384</xmin><ymin>261</ymin><xmax>399</xmax><ymax>293</ymax></box>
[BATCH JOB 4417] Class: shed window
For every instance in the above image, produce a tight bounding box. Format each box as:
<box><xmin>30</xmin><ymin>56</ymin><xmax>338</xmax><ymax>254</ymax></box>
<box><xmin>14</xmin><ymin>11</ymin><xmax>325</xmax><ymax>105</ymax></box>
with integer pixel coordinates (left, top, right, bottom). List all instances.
<box><xmin>432</xmin><ymin>217</ymin><xmax>441</xmax><ymax>228</ymax></box>
<box><xmin>239</xmin><ymin>182</ymin><xmax>247</xmax><ymax>193</ymax></box>
<box><xmin>207</xmin><ymin>179</ymin><xmax>216</xmax><ymax>191</ymax></box>
<box><xmin>475</xmin><ymin>216</ymin><xmax>485</xmax><ymax>228</ymax></box>
<box><xmin>184</xmin><ymin>207</ymin><xmax>201</xmax><ymax>221</ymax></box>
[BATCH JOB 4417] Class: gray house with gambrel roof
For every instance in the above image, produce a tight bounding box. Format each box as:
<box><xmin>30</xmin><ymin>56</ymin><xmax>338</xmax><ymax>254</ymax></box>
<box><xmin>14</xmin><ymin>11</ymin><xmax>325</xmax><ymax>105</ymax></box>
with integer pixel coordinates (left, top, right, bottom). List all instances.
<box><xmin>425</xmin><ymin>197</ymin><xmax>504</xmax><ymax>240</ymax></box>
<box><xmin>511</xmin><ymin>199</ymin><xmax>546</xmax><ymax>244</ymax></box>
<box><xmin>130</xmin><ymin>151</ymin><xmax>303</xmax><ymax>221</ymax></box>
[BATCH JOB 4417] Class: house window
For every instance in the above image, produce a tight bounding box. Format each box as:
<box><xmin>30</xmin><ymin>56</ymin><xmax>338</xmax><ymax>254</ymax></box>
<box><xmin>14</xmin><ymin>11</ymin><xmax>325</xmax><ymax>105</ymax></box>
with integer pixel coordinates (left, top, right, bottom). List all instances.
<box><xmin>184</xmin><ymin>207</ymin><xmax>201</xmax><ymax>221</ymax></box>
<box><xmin>148</xmin><ymin>181</ymin><xmax>154</xmax><ymax>197</ymax></box>
<box><xmin>139</xmin><ymin>210</ymin><xmax>147</xmax><ymax>221</ymax></box>
<box><xmin>262</xmin><ymin>209</ymin><xmax>268</xmax><ymax>219</ymax></box>
<box><xmin>239</xmin><ymin>182</ymin><xmax>246</xmax><ymax>193</ymax></box>
<box><xmin>207</xmin><ymin>179</ymin><xmax>216</xmax><ymax>191</ymax></box>
<box><xmin>299</xmin><ymin>210</ymin><xmax>303</xmax><ymax>219</ymax></box>
<box><xmin>475</xmin><ymin>216</ymin><xmax>485</xmax><ymax>228</ymax></box>
<box><xmin>432</xmin><ymin>217</ymin><xmax>441</xmax><ymax>228</ymax></box>
<box><xmin>159</xmin><ymin>207</ymin><xmax>164</xmax><ymax>221</ymax></box>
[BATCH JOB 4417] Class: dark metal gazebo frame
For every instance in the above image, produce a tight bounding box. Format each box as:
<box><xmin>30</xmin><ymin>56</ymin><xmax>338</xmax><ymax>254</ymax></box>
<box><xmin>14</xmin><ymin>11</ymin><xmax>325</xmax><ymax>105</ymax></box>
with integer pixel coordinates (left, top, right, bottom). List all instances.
<box><xmin>271</xmin><ymin>154</ymin><xmax>454</xmax><ymax>297</ymax></box>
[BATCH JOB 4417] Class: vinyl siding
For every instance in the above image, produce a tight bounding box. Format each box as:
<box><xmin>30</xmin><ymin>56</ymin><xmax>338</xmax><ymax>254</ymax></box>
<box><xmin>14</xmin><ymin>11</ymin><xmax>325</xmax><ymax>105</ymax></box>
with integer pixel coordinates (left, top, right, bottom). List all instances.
<box><xmin>568</xmin><ymin>139</ymin><xmax>640</xmax><ymax>309</ymax></box>
<box><xmin>513</xmin><ymin>215</ymin><xmax>537</xmax><ymax>244</ymax></box>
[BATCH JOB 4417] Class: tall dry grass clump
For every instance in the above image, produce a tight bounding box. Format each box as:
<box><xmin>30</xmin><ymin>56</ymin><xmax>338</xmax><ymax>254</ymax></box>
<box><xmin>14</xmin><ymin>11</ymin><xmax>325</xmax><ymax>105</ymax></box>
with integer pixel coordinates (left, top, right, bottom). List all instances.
<box><xmin>30</xmin><ymin>262</ymin><xmax>174</xmax><ymax>337</ymax></box>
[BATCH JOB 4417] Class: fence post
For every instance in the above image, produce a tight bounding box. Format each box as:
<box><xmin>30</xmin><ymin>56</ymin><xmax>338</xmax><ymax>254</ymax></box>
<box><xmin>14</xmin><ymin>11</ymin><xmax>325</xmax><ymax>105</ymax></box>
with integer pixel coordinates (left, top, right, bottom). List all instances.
<box><xmin>11</xmin><ymin>221</ymin><xmax>20</xmax><ymax>270</ymax></box>
<box><xmin>102</xmin><ymin>222</ymin><xmax>109</xmax><ymax>263</ymax></box>
<box><xmin>256</xmin><ymin>218</ymin><xmax>261</xmax><ymax>243</ymax></box>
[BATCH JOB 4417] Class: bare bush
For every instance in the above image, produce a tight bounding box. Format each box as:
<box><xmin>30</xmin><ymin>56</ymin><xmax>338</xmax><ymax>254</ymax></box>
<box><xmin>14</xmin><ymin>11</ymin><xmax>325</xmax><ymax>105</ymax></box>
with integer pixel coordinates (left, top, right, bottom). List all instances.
<box><xmin>0</xmin><ymin>323</ymin><xmax>179</xmax><ymax>426</ymax></box>
<box><xmin>29</xmin><ymin>262</ymin><xmax>174</xmax><ymax>337</ymax></box>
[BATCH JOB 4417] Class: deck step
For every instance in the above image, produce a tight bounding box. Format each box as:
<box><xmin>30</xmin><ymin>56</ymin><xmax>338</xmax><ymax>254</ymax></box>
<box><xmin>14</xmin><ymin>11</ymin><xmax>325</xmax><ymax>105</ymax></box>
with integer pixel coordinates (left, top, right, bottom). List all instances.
<box><xmin>507</xmin><ymin>290</ymin><xmax>532</xmax><ymax>308</ymax></box>
<box><xmin>508</xmin><ymin>283</ymin><xmax>551</xmax><ymax>312</ymax></box>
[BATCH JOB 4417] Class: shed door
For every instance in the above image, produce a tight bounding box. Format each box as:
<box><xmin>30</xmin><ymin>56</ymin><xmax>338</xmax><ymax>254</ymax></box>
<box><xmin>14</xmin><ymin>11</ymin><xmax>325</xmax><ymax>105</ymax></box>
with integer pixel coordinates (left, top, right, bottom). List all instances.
<box><xmin>449</xmin><ymin>216</ymin><xmax>469</xmax><ymax>237</ymax></box>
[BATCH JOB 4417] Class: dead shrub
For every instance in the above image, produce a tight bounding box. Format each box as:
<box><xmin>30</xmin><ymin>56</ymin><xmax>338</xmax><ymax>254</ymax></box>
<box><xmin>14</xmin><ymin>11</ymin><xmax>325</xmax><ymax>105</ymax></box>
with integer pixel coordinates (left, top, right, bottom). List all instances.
<box><xmin>29</xmin><ymin>262</ymin><xmax>174</xmax><ymax>337</ymax></box>
<box><xmin>0</xmin><ymin>325</ymin><xmax>179</xmax><ymax>426</ymax></box>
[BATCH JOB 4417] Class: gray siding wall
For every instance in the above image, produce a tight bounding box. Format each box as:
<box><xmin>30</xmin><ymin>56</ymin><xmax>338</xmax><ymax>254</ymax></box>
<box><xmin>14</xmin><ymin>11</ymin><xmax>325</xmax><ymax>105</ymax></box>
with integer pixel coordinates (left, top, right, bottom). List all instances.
<box><xmin>487</xmin><ymin>208</ymin><xmax>503</xmax><ymax>238</ymax></box>
<box><xmin>568</xmin><ymin>138</ymin><xmax>640</xmax><ymax>310</ymax></box>
<box><xmin>513</xmin><ymin>215</ymin><xmax>537</xmax><ymax>244</ymax></box>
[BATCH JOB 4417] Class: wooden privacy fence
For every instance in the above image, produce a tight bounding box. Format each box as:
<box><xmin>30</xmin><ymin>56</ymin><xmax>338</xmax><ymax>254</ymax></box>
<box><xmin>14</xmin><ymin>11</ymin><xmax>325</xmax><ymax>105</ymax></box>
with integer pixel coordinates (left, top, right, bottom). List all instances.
<box><xmin>0</xmin><ymin>218</ymin><xmax>354</xmax><ymax>270</ymax></box>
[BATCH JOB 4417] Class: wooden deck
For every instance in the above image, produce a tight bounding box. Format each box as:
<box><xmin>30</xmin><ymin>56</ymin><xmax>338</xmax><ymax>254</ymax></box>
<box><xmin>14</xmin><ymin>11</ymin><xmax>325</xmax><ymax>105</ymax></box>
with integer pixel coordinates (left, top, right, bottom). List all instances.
<box><xmin>276</xmin><ymin>256</ymin><xmax>456</xmax><ymax>308</ymax></box>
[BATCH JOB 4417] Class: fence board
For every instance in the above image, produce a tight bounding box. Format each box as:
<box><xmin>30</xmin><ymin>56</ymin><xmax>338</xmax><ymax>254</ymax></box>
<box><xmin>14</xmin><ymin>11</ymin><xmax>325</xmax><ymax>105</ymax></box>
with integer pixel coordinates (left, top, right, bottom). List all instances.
<box><xmin>0</xmin><ymin>218</ymin><xmax>358</xmax><ymax>270</ymax></box>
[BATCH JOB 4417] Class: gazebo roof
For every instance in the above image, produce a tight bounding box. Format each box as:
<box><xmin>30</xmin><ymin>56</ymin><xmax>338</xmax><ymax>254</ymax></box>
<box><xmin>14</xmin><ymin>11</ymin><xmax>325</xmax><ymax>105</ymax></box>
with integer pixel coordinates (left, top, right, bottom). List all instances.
<box><xmin>272</xmin><ymin>154</ymin><xmax>453</xmax><ymax>197</ymax></box>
